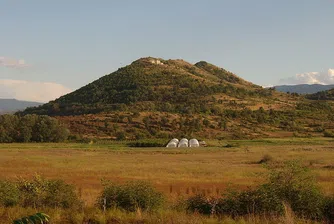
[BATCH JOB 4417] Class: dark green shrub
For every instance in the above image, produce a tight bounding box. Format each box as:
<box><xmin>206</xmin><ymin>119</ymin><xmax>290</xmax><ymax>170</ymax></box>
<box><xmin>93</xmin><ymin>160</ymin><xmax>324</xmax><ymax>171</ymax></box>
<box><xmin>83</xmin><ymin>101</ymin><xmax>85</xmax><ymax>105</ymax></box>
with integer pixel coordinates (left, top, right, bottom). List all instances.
<box><xmin>185</xmin><ymin>188</ymin><xmax>282</xmax><ymax>217</ymax></box>
<box><xmin>323</xmin><ymin>196</ymin><xmax>334</xmax><ymax>223</ymax></box>
<box><xmin>43</xmin><ymin>179</ymin><xmax>81</xmax><ymax>208</ymax></box>
<box><xmin>115</xmin><ymin>131</ymin><xmax>126</xmax><ymax>140</ymax></box>
<box><xmin>216</xmin><ymin>186</ymin><xmax>283</xmax><ymax>217</ymax></box>
<box><xmin>13</xmin><ymin>213</ymin><xmax>50</xmax><ymax>224</ymax></box>
<box><xmin>97</xmin><ymin>181</ymin><xmax>164</xmax><ymax>212</ymax></box>
<box><xmin>324</xmin><ymin>130</ymin><xmax>334</xmax><ymax>138</ymax></box>
<box><xmin>258</xmin><ymin>154</ymin><xmax>273</xmax><ymax>164</ymax></box>
<box><xmin>128</xmin><ymin>140</ymin><xmax>165</xmax><ymax>147</ymax></box>
<box><xmin>185</xmin><ymin>194</ymin><xmax>213</xmax><ymax>215</ymax></box>
<box><xmin>17</xmin><ymin>175</ymin><xmax>81</xmax><ymax>209</ymax></box>
<box><xmin>265</xmin><ymin>160</ymin><xmax>325</xmax><ymax>219</ymax></box>
<box><xmin>186</xmin><ymin>160</ymin><xmax>328</xmax><ymax>220</ymax></box>
<box><xmin>224</xmin><ymin>144</ymin><xmax>234</xmax><ymax>148</ymax></box>
<box><xmin>134</xmin><ymin>131</ymin><xmax>147</xmax><ymax>140</ymax></box>
<box><xmin>0</xmin><ymin>180</ymin><xmax>20</xmax><ymax>207</ymax></box>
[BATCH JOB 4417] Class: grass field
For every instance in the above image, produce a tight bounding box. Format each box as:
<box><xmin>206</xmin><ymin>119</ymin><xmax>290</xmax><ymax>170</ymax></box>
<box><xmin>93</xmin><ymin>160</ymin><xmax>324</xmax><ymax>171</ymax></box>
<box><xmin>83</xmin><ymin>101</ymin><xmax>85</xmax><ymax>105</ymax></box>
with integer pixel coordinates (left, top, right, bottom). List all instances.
<box><xmin>0</xmin><ymin>137</ymin><xmax>333</xmax><ymax>208</ymax></box>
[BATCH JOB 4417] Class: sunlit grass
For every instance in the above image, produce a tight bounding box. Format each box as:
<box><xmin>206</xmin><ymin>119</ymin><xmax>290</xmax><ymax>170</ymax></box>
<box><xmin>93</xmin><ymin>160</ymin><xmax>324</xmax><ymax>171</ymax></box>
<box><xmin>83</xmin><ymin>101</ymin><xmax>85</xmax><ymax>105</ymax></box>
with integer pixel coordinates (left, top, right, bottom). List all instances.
<box><xmin>0</xmin><ymin>138</ymin><xmax>333</xmax><ymax>207</ymax></box>
<box><xmin>0</xmin><ymin>206</ymin><xmax>324</xmax><ymax>224</ymax></box>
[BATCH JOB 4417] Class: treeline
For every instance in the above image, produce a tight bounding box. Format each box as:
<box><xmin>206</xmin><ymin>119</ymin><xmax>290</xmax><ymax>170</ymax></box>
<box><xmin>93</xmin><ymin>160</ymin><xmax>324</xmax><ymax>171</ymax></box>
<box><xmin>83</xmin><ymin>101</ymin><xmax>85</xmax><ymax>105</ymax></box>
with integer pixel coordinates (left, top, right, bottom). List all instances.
<box><xmin>0</xmin><ymin>114</ymin><xmax>69</xmax><ymax>143</ymax></box>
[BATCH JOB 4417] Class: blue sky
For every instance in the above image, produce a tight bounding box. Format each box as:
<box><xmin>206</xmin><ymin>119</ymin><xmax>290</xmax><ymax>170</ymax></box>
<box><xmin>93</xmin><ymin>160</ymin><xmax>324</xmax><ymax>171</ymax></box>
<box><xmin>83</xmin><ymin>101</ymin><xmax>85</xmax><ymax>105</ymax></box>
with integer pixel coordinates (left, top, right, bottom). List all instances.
<box><xmin>1</xmin><ymin>0</ymin><xmax>334</xmax><ymax>102</ymax></box>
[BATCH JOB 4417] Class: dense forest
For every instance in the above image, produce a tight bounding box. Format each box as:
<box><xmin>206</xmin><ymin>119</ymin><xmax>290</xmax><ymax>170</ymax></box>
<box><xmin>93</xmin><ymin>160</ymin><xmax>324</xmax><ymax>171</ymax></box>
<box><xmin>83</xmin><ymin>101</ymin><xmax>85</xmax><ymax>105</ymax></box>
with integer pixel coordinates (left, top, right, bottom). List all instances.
<box><xmin>0</xmin><ymin>114</ymin><xmax>69</xmax><ymax>143</ymax></box>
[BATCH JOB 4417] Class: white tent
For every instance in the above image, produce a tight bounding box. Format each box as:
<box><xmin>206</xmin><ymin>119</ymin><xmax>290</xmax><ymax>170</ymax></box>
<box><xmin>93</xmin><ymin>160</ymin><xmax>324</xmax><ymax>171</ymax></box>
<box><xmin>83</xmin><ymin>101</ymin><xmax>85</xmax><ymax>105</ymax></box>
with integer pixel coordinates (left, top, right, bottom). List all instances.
<box><xmin>170</xmin><ymin>138</ymin><xmax>179</xmax><ymax>143</ymax></box>
<box><xmin>189</xmin><ymin>139</ymin><xmax>199</xmax><ymax>147</ymax></box>
<box><xmin>166</xmin><ymin>138</ymin><xmax>179</xmax><ymax>148</ymax></box>
<box><xmin>178</xmin><ymin>138</ymin><xmax>189</xmax><ymax>147</ymax></box>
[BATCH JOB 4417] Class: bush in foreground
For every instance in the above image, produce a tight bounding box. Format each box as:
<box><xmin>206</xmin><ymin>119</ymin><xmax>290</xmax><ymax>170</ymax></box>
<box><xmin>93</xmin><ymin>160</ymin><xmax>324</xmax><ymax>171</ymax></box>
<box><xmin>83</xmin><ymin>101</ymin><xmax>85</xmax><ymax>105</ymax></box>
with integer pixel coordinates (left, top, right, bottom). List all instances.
<box><xmin>17</xmin><ymin>175</ymin><xmax>81</xmax><ymax>209</ymax></box>
<box><xmin>13</xmin><ymin>212</ymin><xmax>50</xmax><ymax>224</ymax></box>
<box><xmin>323</xmin><ymin>196</ymin><xmax>334</xmax><ymax>222</ymax></box>
<box><xmin>97</xmin><ymin>181</ymin><xmax>165</xmax><ymax>212</ymax></box>
<box><xmin>0</xmin><ymin>180</ymin><xmax>20</xmax><ymax>207</ymax></box>
<box><xmin>185</xmin><ymin>160</ymin><xmax>331</xmax><ymax>221</ymax></box>
<box><xmin>0</xmin><ymin>175</ymin><xmax>81</xmax><ymax>209</ymax></box>
<box><xmin>265</xmin><ymin>160</ymin><xmax>325</xmax><ymax>219</ymax></box>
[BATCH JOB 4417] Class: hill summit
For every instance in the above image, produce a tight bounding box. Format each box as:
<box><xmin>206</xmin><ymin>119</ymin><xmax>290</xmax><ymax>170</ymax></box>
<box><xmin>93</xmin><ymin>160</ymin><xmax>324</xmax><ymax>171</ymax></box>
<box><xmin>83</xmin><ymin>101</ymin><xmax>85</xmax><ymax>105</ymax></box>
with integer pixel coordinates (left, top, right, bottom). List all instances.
<box><xmin>23</xmin><ymin>57</ymin><xmax>267</xmax><ymax>116</ymax></box>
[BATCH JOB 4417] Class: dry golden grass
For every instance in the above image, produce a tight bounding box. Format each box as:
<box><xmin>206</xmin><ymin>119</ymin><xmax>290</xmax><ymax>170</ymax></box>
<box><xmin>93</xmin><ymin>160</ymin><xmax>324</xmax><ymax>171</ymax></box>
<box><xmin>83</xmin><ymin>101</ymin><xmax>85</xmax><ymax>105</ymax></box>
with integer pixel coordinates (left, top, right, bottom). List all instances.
<box><xmin>0</xmin><ymin>138</ymin><xmax>333</xmax><ymax>206</ymax></box>
<box><xmin>0</xmin><ymin>206</ymin><xmax>321</xmax><ymax>224</ymax></box>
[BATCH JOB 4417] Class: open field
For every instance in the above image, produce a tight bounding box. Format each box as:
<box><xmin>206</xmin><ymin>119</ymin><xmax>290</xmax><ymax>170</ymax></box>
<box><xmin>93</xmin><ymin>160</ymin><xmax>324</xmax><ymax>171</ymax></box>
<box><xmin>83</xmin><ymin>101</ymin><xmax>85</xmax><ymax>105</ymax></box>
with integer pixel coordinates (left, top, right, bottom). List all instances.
<box><xmin>0</xmin><ymin>138</ymin><xmax>333</xmax><ymax>207</ymax></box>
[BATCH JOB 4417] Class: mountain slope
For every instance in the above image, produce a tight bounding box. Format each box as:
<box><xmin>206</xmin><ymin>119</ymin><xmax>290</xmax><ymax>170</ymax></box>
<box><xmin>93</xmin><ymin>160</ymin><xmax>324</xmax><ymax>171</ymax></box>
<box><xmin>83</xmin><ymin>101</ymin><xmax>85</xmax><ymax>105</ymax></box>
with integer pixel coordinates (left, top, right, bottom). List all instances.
<box><xmin>273</xmin><ymin>84</ymin><xmax>334</xmax><ymax>94</ymax></box>
<box><xmin>22</xmin><ymin>57</ymin><xmax>272</xmax><ymax>116</ymax></box>
<box><xmin>0</xmin><ymin>99</ymin><xmax>42</xmax><ymax>114</ymax></box>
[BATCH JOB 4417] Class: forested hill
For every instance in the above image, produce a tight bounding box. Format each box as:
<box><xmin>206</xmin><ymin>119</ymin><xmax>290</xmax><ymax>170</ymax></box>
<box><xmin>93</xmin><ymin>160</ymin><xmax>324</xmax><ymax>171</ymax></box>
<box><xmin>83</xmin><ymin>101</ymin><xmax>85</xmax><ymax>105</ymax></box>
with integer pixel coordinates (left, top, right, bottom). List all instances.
<box><xmin>273</xmin><ymin>84</ymin><xmax>334</xmax><ymax>94</ymax></box>
<box><xmin>19</xmin><ymin>57</ymin><xmax>334</xmax><ymax>140</ymax></box>
<box><xmin>306</xmin><ymin>88</ymin><xmax>334</xmax><ymax>100</ymax></box>
<box><xmin>22</xmin><ymin>57</ymin><xmax>271</xmax><ymax>116</ymax></box>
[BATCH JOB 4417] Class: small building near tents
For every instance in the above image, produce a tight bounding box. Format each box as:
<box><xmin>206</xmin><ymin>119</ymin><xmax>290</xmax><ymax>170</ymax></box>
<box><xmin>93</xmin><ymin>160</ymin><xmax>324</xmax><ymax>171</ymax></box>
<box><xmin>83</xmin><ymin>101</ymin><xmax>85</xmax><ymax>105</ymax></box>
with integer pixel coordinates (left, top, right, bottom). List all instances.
<box><xmin>199</xmin><ymin>141</ymin><xmax>207</xmax><ymax>147</ymax></box>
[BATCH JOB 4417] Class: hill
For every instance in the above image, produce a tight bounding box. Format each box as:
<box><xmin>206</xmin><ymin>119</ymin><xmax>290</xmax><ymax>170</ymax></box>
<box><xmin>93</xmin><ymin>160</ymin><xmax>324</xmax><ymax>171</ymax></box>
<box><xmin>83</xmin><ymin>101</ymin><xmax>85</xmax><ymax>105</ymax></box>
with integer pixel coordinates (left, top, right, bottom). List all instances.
<box><xmin>306</xmin><ymin>88</ymin><xmax>334</xmax><ymax>100</ymax></box>
<box><xmin>273</xmin><ymin>84</ymin><xmax>334</xmax><ymax>94</ymax></box>
<box><xmin>21</xmin><ymin>57</ymin><xmax>334</xmax><ymax>140</ymax></box>
<box><xmin>22</xmin><ymin>57</ymin><xmax>272</xmax><ymax>116</ymax></box>
<box><xmin>0</xmin><ymin>99</ymin><xmax>42</xmax><ymax>114</ymax></box>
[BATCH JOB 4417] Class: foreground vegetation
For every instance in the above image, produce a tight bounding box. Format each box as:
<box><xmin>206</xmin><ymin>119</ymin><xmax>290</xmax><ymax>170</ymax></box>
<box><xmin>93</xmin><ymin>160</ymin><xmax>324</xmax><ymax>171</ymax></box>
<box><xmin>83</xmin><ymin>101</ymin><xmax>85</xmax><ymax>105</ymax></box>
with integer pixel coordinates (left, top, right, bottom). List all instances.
<box><xmin>0</xmin><ymin>160</ymin><xmax>333</xmax><ymax>223</ymax></box>
<box><xmin>0</xmin><ymin>138</ymin><xmax>333</xmax><ymax>223</ymax></box>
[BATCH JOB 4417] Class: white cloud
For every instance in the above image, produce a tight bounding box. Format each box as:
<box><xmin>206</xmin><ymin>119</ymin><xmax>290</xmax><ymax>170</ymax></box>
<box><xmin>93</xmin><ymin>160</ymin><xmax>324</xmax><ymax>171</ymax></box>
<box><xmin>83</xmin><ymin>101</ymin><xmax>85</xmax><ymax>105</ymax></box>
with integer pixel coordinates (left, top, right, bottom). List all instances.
<box><xmin>0</xmin><ymin>56</ymin><xmax>30</xmax><ymax>68</ymax></box>
<box><xmin>0</xmin><ymin>79</ymin><xmax>72</xmax><ymax>102</ymax></box>
<box><xmin>279</xmin><ymin>69</ymin><xmax>334</xmax><ymax>85</ymax></box>
<box><xmin>261</xmin><ymin>84</ymin><xmax>274</xmax><ymax>88</ymax></box>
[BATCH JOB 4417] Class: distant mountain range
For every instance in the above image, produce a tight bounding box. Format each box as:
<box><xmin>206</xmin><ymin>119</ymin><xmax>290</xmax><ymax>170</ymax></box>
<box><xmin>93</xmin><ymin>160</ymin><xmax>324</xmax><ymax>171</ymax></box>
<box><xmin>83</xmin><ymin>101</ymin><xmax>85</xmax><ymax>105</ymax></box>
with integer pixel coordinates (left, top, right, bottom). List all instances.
<box><xmin>273</xmin><ymin>84</ymin><xmax>334</xmax><ymax>94</ymax></box>
<box><xmin>0</xmin><ymin>99</ymin><xmax>43</xmax><ymax>114</ymax></box>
